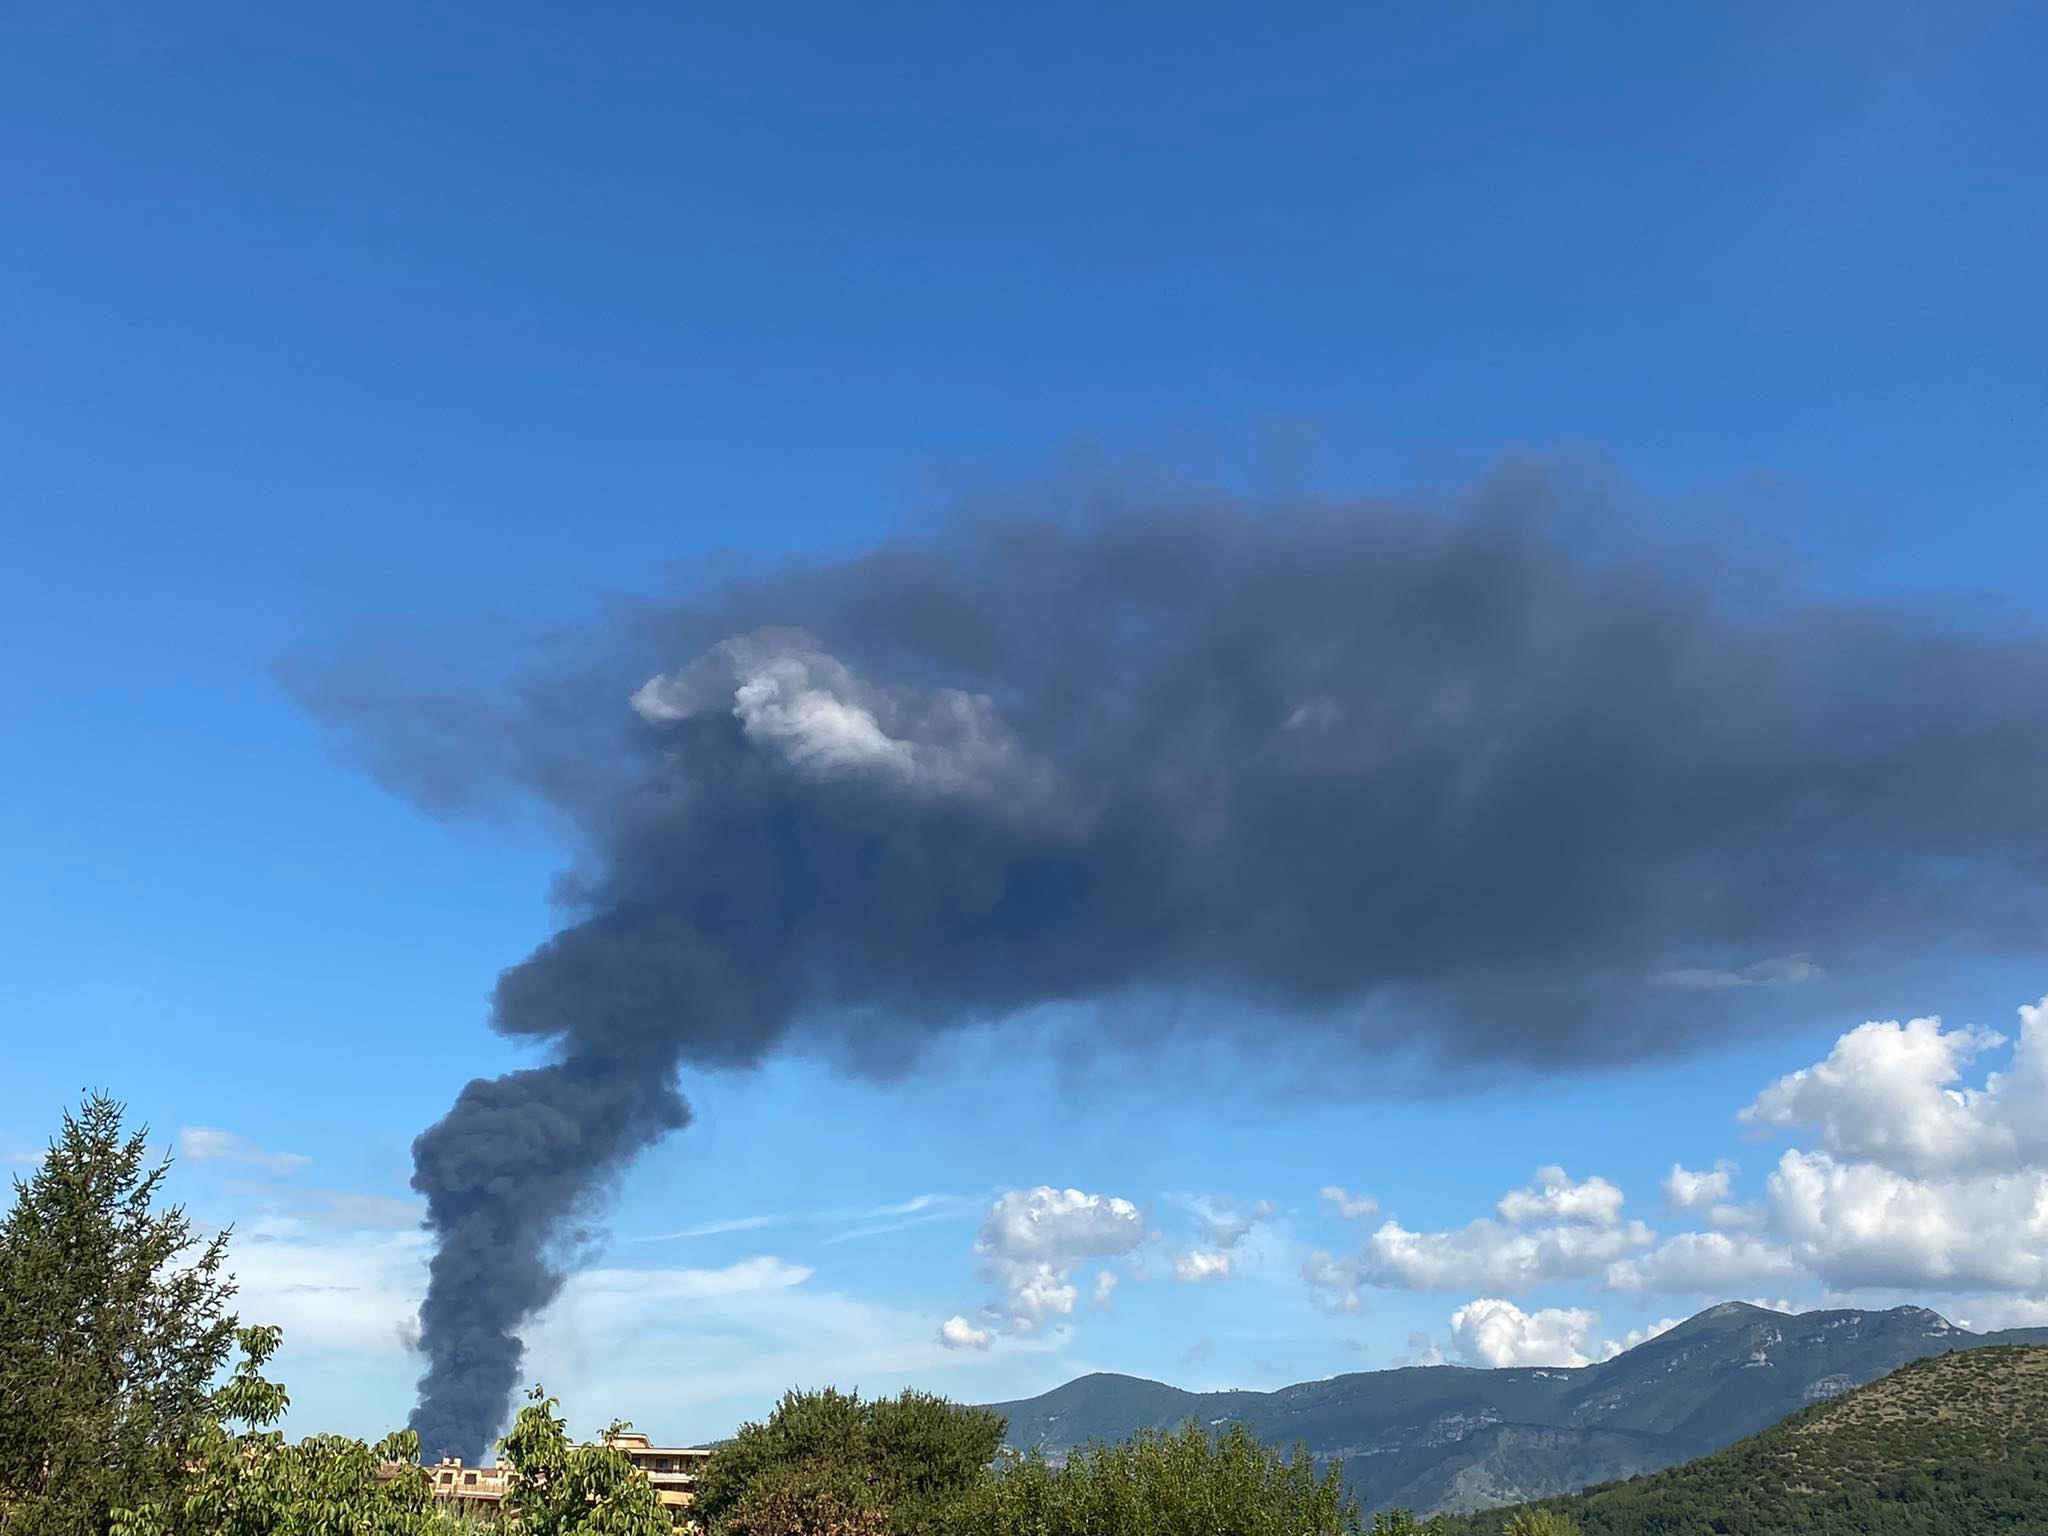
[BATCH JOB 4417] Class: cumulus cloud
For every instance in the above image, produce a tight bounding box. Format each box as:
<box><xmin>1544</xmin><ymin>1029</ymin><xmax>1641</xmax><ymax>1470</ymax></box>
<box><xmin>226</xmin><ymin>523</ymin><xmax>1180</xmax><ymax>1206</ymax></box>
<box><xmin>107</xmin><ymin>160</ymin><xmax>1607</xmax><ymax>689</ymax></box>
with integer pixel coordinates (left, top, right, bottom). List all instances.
<box><xmin>178</xmin><ymin>1127</ymin><xmax>310</xmax><ymax>1174</ymax></box>
<box><xmin>1606</xmin><ymin>1231</ymin><xmax>1807</xmax><ymax>1295</ymax></box>
<box><xmin>1358</xmin><ymin>1212</ymin><xmax>1652</xmax><ymax>1292</ymax></box>
<box><xmin>1448</xmin><ymin>1299</ymin><xmax>1600</xmax><ymax>1367</ymax></box>
<box><xmin>1496</xmin><ymin>1166</ymin><xmax>1627</xmax><ymax>1227</ymax></box>
<box><xmin>1174</xmin><ymin>1249</ymin><xmax>1235</xmax><ymax>1283</ymax></box>
<box><xmin>1610</xmin><ymin>994</ymin><xmax>2048</xmax><ymax>1313</ymax></box>
<box><xmin>937</xmin><ymin>1315</ymin><xmax>992</xmax><ymax>1351</ymax></box>
<box><xmin>1321</xmin><ymin>1186</ymin><xmax>1380</xmax><ymax>1220</ymax></box>
<box><xmin>1296</xmin><ymin>994</ymin><xmax>2048</xmax><ymax>1323</ymax></box>
<box><xmin>973</xmin><ymin>1186</ymin><xmax>1145</xmax><ymax>1331</ymax></box>
<box><xmin>1304</xmin><ymin>1168</ymin><xmax>1651</xmax><ymax>1305</ymax></box>
<box><xmin>1768</xmin><ymin>1150</ymin><xmax>2048</xmax><ymax>1293</ymax></box>
<box><xmin>1740</xmin><ymin>1003</ymin><xmax>2048</xmax><ymax>1176</ymax></box>
<box><xmin>1662</xmin><ymin>1161</ymin><xmax>1736</xmax><ymax>1211</ymax></box>
<box><xmin>1167</xmin><ymin>1195</ymin><xmax>1270</xmax><ymax>1284</ymax></box>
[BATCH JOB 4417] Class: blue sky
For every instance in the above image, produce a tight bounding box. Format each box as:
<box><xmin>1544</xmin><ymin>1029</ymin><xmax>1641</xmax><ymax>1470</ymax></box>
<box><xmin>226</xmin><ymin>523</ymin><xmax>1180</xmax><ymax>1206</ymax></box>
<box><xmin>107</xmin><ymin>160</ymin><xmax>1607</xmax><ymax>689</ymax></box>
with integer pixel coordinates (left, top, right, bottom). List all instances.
<box><xmin>4</xmin><ymin>2</ymin><xmax>2046</xmax><ymax>1447</ymax></box>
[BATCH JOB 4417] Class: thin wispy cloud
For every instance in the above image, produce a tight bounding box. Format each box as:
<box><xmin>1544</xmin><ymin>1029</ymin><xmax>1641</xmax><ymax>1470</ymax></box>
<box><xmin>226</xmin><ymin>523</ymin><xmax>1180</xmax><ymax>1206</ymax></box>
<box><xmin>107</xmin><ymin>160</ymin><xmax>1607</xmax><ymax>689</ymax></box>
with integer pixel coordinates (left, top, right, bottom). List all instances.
<box><xmin>1649</xmin><ymin>953</ymin><xmax>1826</xmax><ymax>991</ymax></box>
<box><xmin>630</xmin><ymin>1192</ymin><xmax>980</xmax><ymax>1245</ymax></box>
<box><xmin>178</xmin><ymin>1126</ymin><xmax>311</xmax><ymax>1174</ymax></box>
<box><xmin>824</xmin><ymin>1204</ymin><xmax>979</xmax><ymax>1245</ymax></box>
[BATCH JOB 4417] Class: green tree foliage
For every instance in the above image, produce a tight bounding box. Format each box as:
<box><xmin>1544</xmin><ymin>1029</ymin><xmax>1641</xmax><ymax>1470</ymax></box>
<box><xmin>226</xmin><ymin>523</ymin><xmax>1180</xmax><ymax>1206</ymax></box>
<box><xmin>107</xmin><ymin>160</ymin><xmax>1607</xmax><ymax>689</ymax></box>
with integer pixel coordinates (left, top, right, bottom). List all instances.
<box><xmin>0</xmin><ymin>1093</ymin><xmax>237</xmax><ymax>1535</ymax></box>
<box><xmin>1499</xmin><ymin>1511</ymin><xmax>1582</xmax><ymax>1536</ymax></box>
<box><xmin>694</xmin><ymin>1387</ymin><xmax>1005</xmax><ymax>1536</ymax></box>
<box><xmin>946</xmin><ymin>1421</ymin><xmax>1396</xmax><ymax>1536</ymax></box>
<box><xmin>110</xmin><ymin>1326</ymin><xmax>437</xmax><ymax>1536</ymax></box>
<box><xmin>1373</xmin><ymin>1515</ymin><xmax>1451</xmax><ymax>1536</ymax></box>
<box><xmin>497</xmin><ymin>1393</ymin><xmax>669</xmax><ymax>1536</ymax></box>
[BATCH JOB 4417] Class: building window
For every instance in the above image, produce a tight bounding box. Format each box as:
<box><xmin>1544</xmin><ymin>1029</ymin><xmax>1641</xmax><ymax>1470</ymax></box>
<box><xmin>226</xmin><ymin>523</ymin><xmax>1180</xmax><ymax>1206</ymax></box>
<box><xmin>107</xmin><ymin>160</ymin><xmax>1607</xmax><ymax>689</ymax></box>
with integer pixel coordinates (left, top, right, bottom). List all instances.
<box><xmin>464</xmin><ymin>1474</ymin><xmax>477</xmax><ymax>1486</ymax></box>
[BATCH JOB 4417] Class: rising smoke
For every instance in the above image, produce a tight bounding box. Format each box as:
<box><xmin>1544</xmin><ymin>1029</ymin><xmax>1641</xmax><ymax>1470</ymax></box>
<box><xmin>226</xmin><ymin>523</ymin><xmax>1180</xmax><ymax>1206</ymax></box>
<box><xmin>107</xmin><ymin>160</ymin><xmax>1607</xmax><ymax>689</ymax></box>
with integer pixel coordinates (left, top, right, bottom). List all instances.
<box><xmin>294</xmin><ymin>478</ymin><xmax>2048</xmax><ymax>1459</ymax></box>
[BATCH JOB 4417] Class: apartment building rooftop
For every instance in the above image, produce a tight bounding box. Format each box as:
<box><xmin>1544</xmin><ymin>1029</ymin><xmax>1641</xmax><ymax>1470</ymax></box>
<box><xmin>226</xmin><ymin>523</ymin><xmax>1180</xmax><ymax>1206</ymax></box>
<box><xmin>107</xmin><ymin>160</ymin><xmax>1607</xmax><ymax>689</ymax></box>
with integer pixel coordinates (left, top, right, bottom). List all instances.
<box><xmin>396</xmin><ymin>1432</ymin><xmax>710</xmax><ymax>1524</ymax></box>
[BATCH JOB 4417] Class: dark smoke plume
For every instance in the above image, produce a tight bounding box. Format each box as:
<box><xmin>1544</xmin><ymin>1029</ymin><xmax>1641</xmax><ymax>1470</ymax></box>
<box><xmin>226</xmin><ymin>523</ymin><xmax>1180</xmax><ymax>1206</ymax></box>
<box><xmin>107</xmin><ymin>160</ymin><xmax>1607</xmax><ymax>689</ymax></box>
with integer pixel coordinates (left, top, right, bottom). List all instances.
<box><xmin>294</xmin><ymin>477</ymin><xmax>2048</xmax><ymax>1459</ymax></box>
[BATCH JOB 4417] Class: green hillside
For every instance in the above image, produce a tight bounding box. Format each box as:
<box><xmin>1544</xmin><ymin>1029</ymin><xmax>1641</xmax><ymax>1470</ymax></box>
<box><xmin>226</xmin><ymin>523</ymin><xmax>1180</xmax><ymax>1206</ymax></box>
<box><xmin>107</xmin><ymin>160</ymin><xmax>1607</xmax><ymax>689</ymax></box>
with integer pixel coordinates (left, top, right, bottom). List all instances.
<box><xmin>1446</xmin><ymin>1344</ymin><xmax>2048</xmax><ymax>1535</ymax></box>
<box><xmin>985</xmin><ymin>1303</ymin><xmax>2048</xmax><ymax>1515</ymax></box>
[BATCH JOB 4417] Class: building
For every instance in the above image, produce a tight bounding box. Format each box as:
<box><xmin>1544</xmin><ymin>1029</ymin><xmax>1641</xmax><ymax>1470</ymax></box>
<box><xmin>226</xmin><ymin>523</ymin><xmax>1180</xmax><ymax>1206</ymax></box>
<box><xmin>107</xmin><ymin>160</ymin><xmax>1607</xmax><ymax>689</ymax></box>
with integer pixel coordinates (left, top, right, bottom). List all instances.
<box><xmin>401</xmin><ymin>1433</ymin><xmax>710</xmax><ymax>1525</ymax></box>
<box><xmin>606</xmin><ymin>1433</ymin><xmax>712</xmax><ymax>1521</ymax></box>
<box><xmin>418</xmin><ymin>1456</ymin><xmax>510</xmax><ymax>1516</ymax></box>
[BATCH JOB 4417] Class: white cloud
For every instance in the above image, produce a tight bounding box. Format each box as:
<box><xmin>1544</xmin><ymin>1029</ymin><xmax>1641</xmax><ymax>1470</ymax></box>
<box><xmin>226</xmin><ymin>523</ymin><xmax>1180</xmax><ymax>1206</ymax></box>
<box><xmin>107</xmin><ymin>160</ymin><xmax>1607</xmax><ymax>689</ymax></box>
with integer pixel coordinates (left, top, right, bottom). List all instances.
<box><xmin>1359</xmin><ymin>1213</ymin><xmax>1654</xmax><ymax>1293</ymax></box>
<box><xmin>1092</xmin><ymin>1270</ymin><xmax>1119</xmax><ymax>1306</ymax></box>
<box><xmin>632</xmin><ymin>1192</ymin><xmax>979</xmax><ymax>1246</ymax></box>
<box><xmin>1603</xmin><ymin>994</ymin><xmax>2048</xmax><ymax>1312</ymax></box>
<box><xmin>179</xmin><ymin>1127</ymin><xmax>310</xmax><ymax>1175</ymax></box>
<box><xmin>552</xmin><ymin>1256</ymin><xmax>814</xmax><ymax>1321</ymax></box>
<box><xmin>1395</xmin><ymin>1332</ymin><xmax>1448</xmax><ymax>1367</ymax></box>
<box><xmin>1448</xmin><ymin>1298</ymin><xmax>1599</xmax><ymax>1368</ymax></box>
<box><xmin>1497</xmin><ymin>1166</ymin><xmax>1626</xmax><ymax>1227</ymax></box>
<box><xmin>937</xmin><ymin>1315</ymin><xmax>992</xmax><ymax>1351</ymax></box>
<box><xmin>1740</xmin><ymin>1002</ymin><xmax>2048</xmax><ymax>1177</ymax></box>
<box><xmin>1598</xmin><ymin>1316</ymin><xmax>1683</xmax><ymax>1360</ymax></box>
<box><xmin>632</xmin><ymin>630</ymin><xmax>1027</xmax><ymax>795</ymax></box>
<box><xmin>1166</xmin><ymin>1195</ymin><xmax>1270</xmax><ymax>1284</ymax></box>
<box><xmin>1767</xmin><ymin>1149</ymin><xmax>2048</xmax><ymax>1293</ymax></box>
<box><xmin>526</xmin><ymin>1260</ymin><xmax>1049</xmax><ymax>1445</ymax></box>
<box><xmin>1173</xmin><ymin>1249</ymin><xmax>1234</xmax><ymax>1283</ymax></box>
<box><xmin>1305</xmin><ymin>1169</ymin><xmax>1651</xmax><ymax>1303</ymax></box>
<box><xmin>973</xmin><ymin>1186</ymin><xmax>1145</xmax><ymax>1332</ymax></box>
<box><xmin>1188</xmin><ymin>1196</ymin><xmax>1273</xmax><ymax>1249</ymax></box>
<box><xmin>1606</xmin><ymin>1230</ymin><xmax>1806</xmax><ymax>1295</ymax></box>
<box><xmin>1662</xmin><ymin>1161</ymin><xmax>1736</xmax><ymax>1211</ymax></box>
<box><xmin>1950</xmin><ymin>1295</ymin><xmax>2048</xmax><ymax>1331</ymax></box>
<box><xmin>1320</xmin><ymin>1186</ymin><xmax>1380</xmax><ymax>1220</ymax></box>
<box><xmin>201</xmin><ymin>1177</ymin><xmax>1043</xmax><ymax>1446</ymax></box>
<box><xmin>1302</xmin><ymin>1251</ymin><xmax>1366</xmax><ymax>1313</ymax></box>
<box><xmin>227</xmin><ymin>1216</ymin><xmax>427</xmax><ymax>1355</ymax></box>
<box><xmin>1650</xmin><ymin>953</ymin><xmax>1824</xmax><ymax>990</ymax></box>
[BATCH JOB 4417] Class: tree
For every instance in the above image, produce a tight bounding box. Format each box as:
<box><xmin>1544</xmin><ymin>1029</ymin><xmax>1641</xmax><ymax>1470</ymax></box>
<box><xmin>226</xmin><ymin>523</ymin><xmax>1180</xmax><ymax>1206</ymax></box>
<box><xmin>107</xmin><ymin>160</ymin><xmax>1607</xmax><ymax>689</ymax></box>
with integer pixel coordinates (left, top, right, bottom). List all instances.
<box><xmin>1500</xmin><ymin>1511</ymin><xmax>1582</xmax><ymax>1536</ymax></box>
<box><xmin>497</xmin><ymin>1391</ymin><xmax>669</xmax><ymax>1536</ymax></box>
<box><xmin>0</xmin><ymin>1092</ymin><xmax>238</xmax><ymax>1535</ymax></box>
<box><xmin>694</xmin><ymin>1387</ymin><xmax>1005</xmax><ymax>1536</ymax></box>
<box><xmin>110</xmin><ymin>1326</ymin><xmax>438</xmax><ymax>1536</ymax></box>
<box><xmin>1371</xmin><ymin>1515</ymin><xmax>1448</xmax><ymax>1536</ymax></box>
<box><xmin>947</xmin><ymin>1420</ymin><xmax>1370</xmax><ymax>1536</ymax></box>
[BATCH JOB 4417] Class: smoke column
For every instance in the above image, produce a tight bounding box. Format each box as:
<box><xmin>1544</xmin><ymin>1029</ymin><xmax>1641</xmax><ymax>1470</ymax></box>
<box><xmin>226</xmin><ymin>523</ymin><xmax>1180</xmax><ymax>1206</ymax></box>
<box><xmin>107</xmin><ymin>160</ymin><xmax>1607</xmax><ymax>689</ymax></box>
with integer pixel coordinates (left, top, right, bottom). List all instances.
<box><xmin>295</xmin><ymin>480</ymin><xmax>2048</xmax><ymax>1460</ymax></box>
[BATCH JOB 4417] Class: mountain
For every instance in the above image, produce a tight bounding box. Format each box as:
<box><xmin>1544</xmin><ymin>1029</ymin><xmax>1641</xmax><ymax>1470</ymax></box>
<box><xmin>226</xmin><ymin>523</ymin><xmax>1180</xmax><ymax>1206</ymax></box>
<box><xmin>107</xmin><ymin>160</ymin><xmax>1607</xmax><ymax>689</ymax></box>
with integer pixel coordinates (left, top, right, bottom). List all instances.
<box><xmin>982</xmin><ymin>1303</ymin><xmax>2048</xmax><ymax>1516</ymax></box>
<box><xmin>1445</xmin><ymin>1343</ymin><xmax>2048</xmax><ymax>1534</ymax></box>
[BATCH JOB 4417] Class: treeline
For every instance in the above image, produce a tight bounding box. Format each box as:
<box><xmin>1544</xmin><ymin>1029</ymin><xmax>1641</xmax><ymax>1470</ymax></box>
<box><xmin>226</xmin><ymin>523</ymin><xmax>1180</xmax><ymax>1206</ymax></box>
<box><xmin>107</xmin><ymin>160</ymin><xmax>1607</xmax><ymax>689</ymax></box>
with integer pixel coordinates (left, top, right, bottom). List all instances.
<box><xmin>693</xmin><ymin>1387</ymin><xmax>1596</xmax><ymax>1536</ymax></box>
<box><xmin>1</xmin><ymin>1095</ymin><xmax>1576</xmax><ymax>1535</ymax></box>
